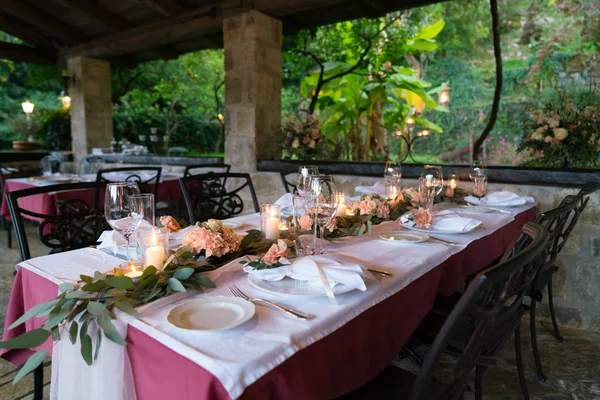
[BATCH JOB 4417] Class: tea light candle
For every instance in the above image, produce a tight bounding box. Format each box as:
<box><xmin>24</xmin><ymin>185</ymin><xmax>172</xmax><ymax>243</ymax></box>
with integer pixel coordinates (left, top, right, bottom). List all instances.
<box><xmin>425</xmin><ymin>174</ymin><xmax>433</xmax><ymax>187</ymax></box>
<box><xmin>145</xmin><ymin>230</ymin><xmax>165</xmax><ymax>269</ymax></box>
<box><xmin>279</xmin><ymin>221</ymin><xmax>289</xmax><ymax>231</ymax></box>
<box><xmin>125</xmin><ymin>264</ymin><xmax>143</xmax><ymax>279</ymax></box>
<box><xmin>346</xmin><ymin>208</ymin><xmax>355</xmax><ymax>217</ymax></box>
<box><xmin>336</xmin><ymin>193</ymin><xmax>346</xmax><ymax>217</ymax></box>
<box><xmin>450</xmin><ymin>174</ymin><xmax>458</xmax><ymax>189</ymax></box>
<box><xmin>265</xmin><ymin>208</ymin><xmax>280</xmax><ymax>240</ymax></box>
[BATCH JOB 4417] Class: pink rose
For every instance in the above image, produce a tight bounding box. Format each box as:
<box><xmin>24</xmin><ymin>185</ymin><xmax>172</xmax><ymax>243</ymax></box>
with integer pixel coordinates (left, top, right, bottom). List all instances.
<box><xmin>473</xmin><ymin>187</ymin><xmax>485</xmax><ymax>198</ymax></box>
<box><xmin>445</xmin><ymin>187</ymin><xmax>454</xmax><ymax>198</ymax></box>
<box><xmin>299</xmin><ymin>214</ymin><xmax>313</xmax><ymax>230</ymax></box>
<box><xmin>182</xmin><ymin>224</ymin><xmax>241</xmax><ymax>257</ymax></box>
<box><xmin>413</xmin><ymin>208</ymin><xmax>433</xmax><ymax>229</ymax></box>
<box><xmin>262</xmin><ymin>239</ymin><xmax>290</xmax><ymax>265</ymax></box>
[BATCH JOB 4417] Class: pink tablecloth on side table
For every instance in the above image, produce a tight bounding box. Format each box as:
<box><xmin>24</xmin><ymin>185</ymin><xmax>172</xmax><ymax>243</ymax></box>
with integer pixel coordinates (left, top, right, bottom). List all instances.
<box><xmin>1</xmin><ymin>206</ymin><xmax>536</xmax><ymax>399</ymax></box>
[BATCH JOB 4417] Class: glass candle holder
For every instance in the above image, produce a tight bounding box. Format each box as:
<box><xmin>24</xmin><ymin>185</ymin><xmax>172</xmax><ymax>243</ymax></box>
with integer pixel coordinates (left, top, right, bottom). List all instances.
<box><xmin>138</xmin><ymin>229</ymin><xmax>169</xmax><ymax>270</ymax></box>
<box><xmin>474</xmin><ymin>176</ymin><xmax>488</xmax><ymax>198</ymax></box>
<box><xmin>385</xmin><ymin>184</ymin><xmax>400</xmax><ymax>200</ymax></box>
<box><xmin>117</xmin><ymin>260</ymin><xmax>145</xmax><ymax>280</ymax></box>
<box><xmin>446</xmin><ymin>174</ymin><xmax>459</xmax><ymax>197</ymax></box>
<box><xmin>260</xmin><ymin>204</ymin><xmax>281</xmax><ymax>240</ymax></box>
<box><xmin>335</xmin><ymin>192</ymin><xmax>347</xmax><ymax>217</ymax></box>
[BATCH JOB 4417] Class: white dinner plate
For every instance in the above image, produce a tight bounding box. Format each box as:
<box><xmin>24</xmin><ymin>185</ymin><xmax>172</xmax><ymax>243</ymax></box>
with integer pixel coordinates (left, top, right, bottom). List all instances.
<box><xmin>379</xmin><ymin>231</ymin><xmax>429</xmax><ymax>244</ymax></box>
<box><xmin>399</xmin><ymin>212</ymin><xmax>481</xmax><ymax>234</ymax></box>
<box><xmin>248</xmin><ymin>275</ymin><xmax>355</xmax><ymax>297</ymax></box>
<box><xmin>222</xmin><ymin>221</ymin><xmax>242</xmax><ymax>229</ymax></box>
<box><xmin>167</xmin><ymin>296</ymin><xmax>255</xmax><ymax>332</ymax></box>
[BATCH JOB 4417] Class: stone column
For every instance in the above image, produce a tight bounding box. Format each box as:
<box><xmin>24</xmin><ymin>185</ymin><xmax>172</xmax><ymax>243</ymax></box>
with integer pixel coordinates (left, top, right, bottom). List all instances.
<box><xmin>67</xmin><ymin>56</ymin><xmax>113</xmax><ymax>164</ymax></box>
<box><xmin>223</xmin><ymin>10</ymin><xmax>282</xmax><ymax>171</ymax></box>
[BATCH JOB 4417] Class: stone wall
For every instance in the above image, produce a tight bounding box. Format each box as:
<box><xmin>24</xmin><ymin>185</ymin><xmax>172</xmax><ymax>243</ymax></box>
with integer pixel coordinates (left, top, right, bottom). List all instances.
<box><xmin>249</xmin><ymin>171</ymin><xmax>600</xmax><ymax>332</ymax></box>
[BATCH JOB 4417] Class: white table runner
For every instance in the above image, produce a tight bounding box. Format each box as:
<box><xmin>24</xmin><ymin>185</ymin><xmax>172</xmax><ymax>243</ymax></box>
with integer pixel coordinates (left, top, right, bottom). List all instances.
<box><xmin>18</xmin><ymin>203</ymin><xmax>534</xmax><ymax>399</ymax></box>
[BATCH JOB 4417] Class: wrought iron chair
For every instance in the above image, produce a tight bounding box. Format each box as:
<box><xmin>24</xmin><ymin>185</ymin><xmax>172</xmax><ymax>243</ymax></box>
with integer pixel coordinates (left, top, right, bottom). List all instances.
<box><xmin>6</xmin><ymin>181</ymin><xmax>109</xmax><ymax>261</ymax></box>
<box><xmin>96</xmin><ymin>166</ymin><xmax>162</xmax><ymax>199</ymax></box>
<box><xmin>179</xmin><ymin>172</ymin><xmax>259</xmax><ymax>224</ymax></box>
<box><xmin>183</xmin><ymin>163</ymin><xmax>231</xmax><ymax>177</ymax></box>
<box><xmin>280</xmin><ymin>171</ymin><xmax>298</xmax><ymax>194</ymax></box>
<box><xmin>338</xmin><ymin>222</ymin><xmax>548</xmax><ymax>400</ymax></box>
<box><xmin>526</xmin><ymin>194</ymin><xmax>585</xmax><ymax>381</ymax></box>
<box><xmin>6</xmin><ymin>181</ymin><xmax>109</xmax><ymax>400</ymax></box>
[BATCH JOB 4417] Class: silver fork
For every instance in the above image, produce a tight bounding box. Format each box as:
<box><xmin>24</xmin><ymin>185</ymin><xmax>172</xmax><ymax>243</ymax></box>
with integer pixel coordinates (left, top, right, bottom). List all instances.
<box><xmin>228</xmin><ymin>285</ymin><xmax>313</xmax><ymax>320</ymax></box>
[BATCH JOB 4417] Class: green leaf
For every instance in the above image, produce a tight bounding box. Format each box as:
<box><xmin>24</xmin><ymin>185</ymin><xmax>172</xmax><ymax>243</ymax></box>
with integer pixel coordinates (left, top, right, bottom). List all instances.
<box><xmin>51</xmin><ymin>329</ymin><xmax>60</xmax><ymax>341</ymax></box>
<box><xmin>173</xmin><ymin>267</ymin><xmax>194</xmax><ymax>281</ymax></box>
<box><xmin>45</xmin><ymin>307</ymin><xmax>70</xmax><ymax>330</ymax></box>
<box><xmin>92</xmin><ymin>272</ymin><xmax>108</xmax><ymax>283</ymax></box>
<box><xmin>0</xmin><ymin>329</ymin><xmax>51</xmax><ymax>349</ymax></box>
<box><xmin>98</xmin><ymin>312</ymin><xmax>127</xmax><ymax>346</ymax></box>
<box><xmin>59</xmin><ymin>283</ymin><xmax>75</xmax><ymax>292</ymax></box>
<box><xmin>80</xmin><ymin>333</ymin><xmax>93</xmax><ymax>365</ymax></box>
<box><xmin>12</xmin><ymin>350</ymin><xmax>48</xmax><ymax>384</ymax></box>
<box><xmin>35</xmin><ymin>299</ymin><xmax>60</xmax><ymax>318</ymax></box>
<box><xmin>140</xmin><ymin>265</ymin><xmax>157</xmax><ymax>280</ymax></box>
<box><xmin>81</xmin><ymin>280</ymin><xmax>106</xmax><ymax>292</ymax></box>
<box><xmin>175</xmin><ymin>246</ymin><xmax>192</xmax><ymax>258</ymax></box>
<box><xmin>69</xmin><ymin>322</ymin><xmax>78</xmax><ymax>345</ymax></box>
<box><xmin>94</xmin><ymin>330</ymin><xmax>101</xmax><ymax>361</ymax></box>
<box><xmin>86</xmin><ymin>302</ymin><xmax>107</xmax><ymax>316</ymax></box>
<box><xmin>357</xmin><ymin>224</ymin><xmax>366</xmax><ymax>237</ymax></box>
<box><xmin>193</xmin><ymin>273</ymin><xmax>216</xmax><ymax>289</ymax></box>
<box><xmin>8</xmin><ymin>300</ymin><xmax>56</xmax><ymax>330</ymax></box>
<box><xmin>240</xmin><ymin>230</ymin><xmax>261</xmax><ymax>250</ymax></box>
<box><xmin>80</xmin><ymin>320</ymin><xmax>88</xmax><ymax>343</ymax></box>
<box><xmin>105</xmin><ymin>276</ymin><xmax>135</xmax><ymax>290</ymax></box>
<box><xmin>366</xmin><ymin>220</ymin><xmax>373</xmax><ymax>236</ymax></box>
<box><xmin>114</xmin><ymin>300</ymin><xmax>142</xmax><ymax>319</ymax></box>
<box><xmin>167</xmin><ymin>278</ymin><xmax>186</xmax><ymax>292</ymax></box>
<box><xmin>415</xmin><ymin>20</ymin><xmax>445</xmax><ymax>40</ymax></box>
<box><xmin>80</xmin><ymin>275</ymin><xmax>92</xmax><ymax>284</ymax></box>
<box><xmin>65</xmin><ymin>291</ymin><xmax>97</xmax><ymax>299</ymax></box>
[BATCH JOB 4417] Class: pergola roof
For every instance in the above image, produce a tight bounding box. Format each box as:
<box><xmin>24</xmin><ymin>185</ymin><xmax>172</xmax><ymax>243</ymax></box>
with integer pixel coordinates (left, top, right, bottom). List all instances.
<box><xmin>0</xmin><ymin>0</ymin><xmax>443</xmax><ymax>66</ymax></box>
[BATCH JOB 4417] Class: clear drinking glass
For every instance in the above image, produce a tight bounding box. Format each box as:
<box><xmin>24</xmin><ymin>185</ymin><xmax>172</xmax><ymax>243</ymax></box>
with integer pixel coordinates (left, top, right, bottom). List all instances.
<box><xmin>104</xmin><ymin>182</ymin><xmax>143</xmax><ymax>262</ymax></box>
<box><xmin>418</xmin><ymin>177</ymin><xmax>435</xmax><ymax>211</ymax></box>
<box><xmin>421</xmin><ymin>165</ymin><xmax>444</xmax><ymax>196</ymax></box>
<box><xmin>129</xmin><ymin>193</ymin><xmax>155</xmax><ymax>228</ymax></box>
<box><xmin>474</xmin><ymin>176</ymin><xmax>488</xmax><ymax>197</ymax></box>
<box><xmin>292</xmin><ymin>194</ymin><xmax>315</xmax><ymax>256</ymax></box>
<box><xmin>307</xmin><ymin>175</ymin><xmax>338</xmax><ymax>254</ymax></box>
<box><xmin>470</xmin><ymin>160</ymin><xmax>486</xmax><ymax>180</ymax></box>
<box><xmin>296</xmin><ymin>165</ymin><xmax>319</xmax><ymax>196</ymax></box>
<box><xmin>384</xmin><ymin>160</ymin><xmax>402</xmax><ymax>186</ymax></box>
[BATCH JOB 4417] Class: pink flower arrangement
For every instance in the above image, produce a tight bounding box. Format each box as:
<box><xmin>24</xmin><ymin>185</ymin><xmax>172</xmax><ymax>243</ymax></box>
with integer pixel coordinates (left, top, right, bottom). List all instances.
<box><xmin>352</xmin><ymin>195</ymin><xmax>390</xmax><ymax>219</ymax></box>
<box><xmin>159</xmin><ymin>215</ymin><xmax>181</xmax><ymax>233</ymax></box>
<box><xmin>262</xmin><ymin>239</ymin><xmax>290</xmax><ymax>265</ymax></box>
<box><xmin>412</xmin><ymin>208</ymin><xmax>433</xmax><ymax>229</ymax></box>
<box><xmin>299</xmin><ymin>214</ymin><xmax>313</xmax><ymax>230</ymax></box>
<box><xmin>182</xmin><ymin>219</ymin><xmax>241</xmax><ymax>258</ymax></box>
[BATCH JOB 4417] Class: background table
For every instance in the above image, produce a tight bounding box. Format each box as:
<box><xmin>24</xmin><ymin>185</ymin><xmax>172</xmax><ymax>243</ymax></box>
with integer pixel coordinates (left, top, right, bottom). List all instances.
<box><xmin>1</xmin><ymin>205</ymin><xmax>536</xmax><ymax>399</ymax></box>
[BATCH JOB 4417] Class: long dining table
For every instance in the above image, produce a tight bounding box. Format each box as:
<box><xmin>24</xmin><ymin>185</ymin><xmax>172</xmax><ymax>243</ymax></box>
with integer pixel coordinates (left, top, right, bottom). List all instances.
<box><xmin>1</xmin><ymin>202</ymin><xmax>536</xmax><ymax>399</ymax></box>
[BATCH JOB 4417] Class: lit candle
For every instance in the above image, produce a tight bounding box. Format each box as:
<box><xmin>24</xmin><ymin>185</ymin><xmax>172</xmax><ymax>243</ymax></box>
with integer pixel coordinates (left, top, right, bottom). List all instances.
<box><xmin>265</xmin><ymin>208</ymin><xmax>280</xmax><ymax>240</ymax></box>
<box><xmin>450</xmin><ymin>179</ymin><xmax>457</xmax><ymax>189</ymax></box>
<box><xmin>145</xmin><ymin>230</ymin><xmax>165</xmax><ymax>270</ymax></box>
<box><xmin>125</xmin><ymin>264</ymin><xmax>143</xmax><ymax>279</ymax></box>
<box><xmin>426</xmin><ymin>174</ymin><xmax>433</xmax><ymax>188</ymax></box>
<box><xmin>346</xmin><ymin>208</ymin><xmax>355</xmax><ymax>217</ymax></box>
<box><xmin>336</xmin><ymin>193</ymin><xmax>346</xmax><ymax>217</ymax></box>
<box><xmin>279</xmin><ymin>221</ymin><xmax>289</xmax><ymax>231</ymax></box>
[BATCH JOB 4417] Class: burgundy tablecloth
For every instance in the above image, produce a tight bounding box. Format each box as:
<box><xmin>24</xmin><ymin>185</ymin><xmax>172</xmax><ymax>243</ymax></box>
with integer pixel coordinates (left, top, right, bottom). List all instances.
<box><xmin>0</xmin><ymin>179</ymin><xmax>182</xmax><ymax>221</ymax></box>
<box><xmin>1</xmin><ymin>207</ymin><xmax>536</xmax><ymax>399</ymax></box>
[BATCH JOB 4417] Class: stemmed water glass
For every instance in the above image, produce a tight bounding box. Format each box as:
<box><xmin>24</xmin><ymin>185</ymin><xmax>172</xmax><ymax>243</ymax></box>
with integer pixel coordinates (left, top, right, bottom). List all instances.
<box><xmin>296</xmin><ymin>165</ymin><xmax>319</xmax><ymax>196</ymax></box>
<box><xmin>384</xmin><ymin>161</ymin><xmax>402</xmax><ymax>186</ymax></box>
<box><xmin>421</xmin><ymin>165</ymin><xmax>444</xmax><ymax>196</ymax></box>
<box><xmin>104</xmin><ymin>182</ymin><xmax>143</xmax><ymax>262</ymax></box>
<box><xmin>470</xmin><ymin>160</ymin><xmax>486</xmax><ymax>180</ymax></box>
<box><xmin>308</xmin><ymin>175</ymin><xmax>338</xmax><ymax>255</ymax></box>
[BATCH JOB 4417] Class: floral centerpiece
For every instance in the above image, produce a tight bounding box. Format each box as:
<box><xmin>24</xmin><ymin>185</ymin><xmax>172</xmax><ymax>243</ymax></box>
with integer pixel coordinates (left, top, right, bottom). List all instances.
<box><xmin>240</xmin><ymin>239</ymin><xmax>293</xmax><ymax>270</ymax></box>
<box><xmin>518</xmin><ymin>94</ymin><xmax>599</xmax><ymax>168</ymax></box>
<box><xmin>280</xmin><ymin>113</ymin><xmax>329</xmax><ymax>160</ymax></box>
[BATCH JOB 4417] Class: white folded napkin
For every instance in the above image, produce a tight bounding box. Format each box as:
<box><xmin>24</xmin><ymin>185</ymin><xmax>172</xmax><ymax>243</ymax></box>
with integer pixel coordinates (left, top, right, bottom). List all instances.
<box><xmin>355</xmin><ymin>181</ymin><xmax>386</xmax><ymax>196</ymax></box>
<box><xmin>400</xmin><ymin>210</ymin><xmax>481</xmax><ymax>232</ymax></box>
<box><xmin>103</xmin><ymin>171</ymin><xmax>155</xmax><ymax>182</ymax></box>
<box><xmin>274</xmin><ymin>193</ymin><xmax>294</xmax><ymax>216</ymax></box>
<box><xmin>244</xmin><ymin>254</ymin><xmax>371</xmax><ymax>293</ymax></box>
<box><xmin>168</xmin><ymin>225</ymin><xmax>195</xmax><ymax>241</ymax></box>
<box><xmin>465</xmin><ymin>190</ymin><xmax>535</xmax><ymax>207</ymax></box>
<box><xmin>97</xmin><ymin>230</ymin><xmax>125</xmax><ymax>255</ymax></box>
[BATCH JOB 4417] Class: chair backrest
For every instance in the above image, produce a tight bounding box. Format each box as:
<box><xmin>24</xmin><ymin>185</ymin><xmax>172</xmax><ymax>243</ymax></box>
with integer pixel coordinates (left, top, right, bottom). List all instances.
<box><xmin>183</xmin><ymin>163</ymin><xmax>231</xmax><ymax>177</ymax></box>
<box><xmin>409</xmin><ymin>222</ymin><xmax>549</xmax><ymax>400</ymax></box>
<box><xmin>0</xmin><ymin>165</ymin><xmax>40</xmax><ymax>206</ymax></box>
<box><xmin>96</xmin><ymin>166</ymin><xmax>161</xmax><ymax>198</ymax></box>
<box><xmin>6</xmin><ymin>182</ymin><xmax>109</xmax><ymax>261</ymax></box>
<box><xmin>179</xmin><ymin>172</ymin><xmax>259</xmax><ymax>224</ymax></box>
<box><xmin>280</xmin><ymin>171</ymin><xmax>298</xmax><ymax>194</ymax></box>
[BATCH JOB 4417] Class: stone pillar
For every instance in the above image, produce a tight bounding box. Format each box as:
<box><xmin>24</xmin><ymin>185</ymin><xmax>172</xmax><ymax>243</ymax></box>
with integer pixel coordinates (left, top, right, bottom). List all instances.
<box><xmin>67</xmin><ymin>56</ymin><xmax>114</xmax><ymax>163</ymax></box>
<box><xmin>223</xmin><ymin>10</ymin><xmax>282</xmax><ymax>171</ymax></box>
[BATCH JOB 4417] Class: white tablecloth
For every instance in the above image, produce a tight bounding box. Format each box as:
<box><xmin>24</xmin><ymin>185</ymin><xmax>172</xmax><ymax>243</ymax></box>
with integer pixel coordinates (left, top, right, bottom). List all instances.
<box><xmin>18</xmin><ymin>203</ymin><xmax>534</xmax><ymax>399</ymax></box>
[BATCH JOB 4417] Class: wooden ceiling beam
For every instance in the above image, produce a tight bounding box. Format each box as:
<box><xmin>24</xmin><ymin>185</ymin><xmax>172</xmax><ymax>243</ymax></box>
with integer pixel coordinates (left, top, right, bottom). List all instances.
<box><xmin>0</xmin><ymin>41</ymin><xmax>56</xmax><ymax>65</ymax></box>
<box><xmin>141</xmin><ymin>0</ymin><xmax>188</xmax><ymax>17</ymax></box>
<box><xmin>0</xmin><ymin>13</ymin><xmax>55</xmax><ymax>49</ymax></box>
<box><xmin>0</xmin><ymin>0</ymin><xmax>88</xmax><ymax>45</ymax></box>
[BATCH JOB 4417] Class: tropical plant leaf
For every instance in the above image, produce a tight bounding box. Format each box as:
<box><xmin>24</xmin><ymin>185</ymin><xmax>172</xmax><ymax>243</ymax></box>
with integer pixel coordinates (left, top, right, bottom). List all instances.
<box><xmin>13</xmin><ymin>350</ymin><xmax>48</xmax><ymax>384</ymax></box>
<box><xmin>415</xmin><ymin>20</ymin><xmax>445</xmax><ymax>40</ymax></box>
<box><xmin>168</xmin><ymin>278</ymin><xmax>186</xmax><ymax>293</ymax></box>
<box><xmin>105</xmin><ymin>276</ymin><xmax>135</xmax><ymax>290</ymax></box>
<box><xmin>0</xmin><ymin>329</ymin><xmax>51</xmax><ymax>349</ymax></box>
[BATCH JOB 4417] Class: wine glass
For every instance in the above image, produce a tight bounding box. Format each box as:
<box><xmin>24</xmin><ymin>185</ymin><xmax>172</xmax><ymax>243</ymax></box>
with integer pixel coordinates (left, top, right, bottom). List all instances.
<box><xmin>308</xmin><ymin>175</ymin><xmax>338</xmax><ymax>254</ymax></box>
<box><xmin>297</xmin><ymin>165</ymin><xmax>319</xmax><ymax>196</ymax></box>
<box><xmin>104</xmin><ymin>182</ymin><xmax>143</xmax><ymax>262</ymax></box>
<box><xmin>470</xmin><ymin>160</ymin><xmax>486</xmax><ymax>180</ymax></box>
<box><xmin>384</xmin><ymin>161</ymin><xmax>402</xmax><ymax>186</ymax></box>
<box><xmin>421</xmin><ymin>165</ymin><xmax>444</xmax><ymax>196</ymax></box>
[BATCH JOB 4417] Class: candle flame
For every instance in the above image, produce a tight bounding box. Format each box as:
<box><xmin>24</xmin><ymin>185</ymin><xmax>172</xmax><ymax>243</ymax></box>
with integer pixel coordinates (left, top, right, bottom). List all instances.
<box><xmin>152</xmin><ymin>230</ymin><xmax>158</xmax><ymax>246</ymax></box>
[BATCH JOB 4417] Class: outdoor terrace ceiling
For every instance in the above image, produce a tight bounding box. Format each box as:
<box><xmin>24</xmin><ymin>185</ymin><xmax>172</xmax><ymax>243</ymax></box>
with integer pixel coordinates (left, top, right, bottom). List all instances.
<box><xmin>0</xmin><ymin>0</ymin><xmax>445</xmax><ymax>66</ymax></box>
